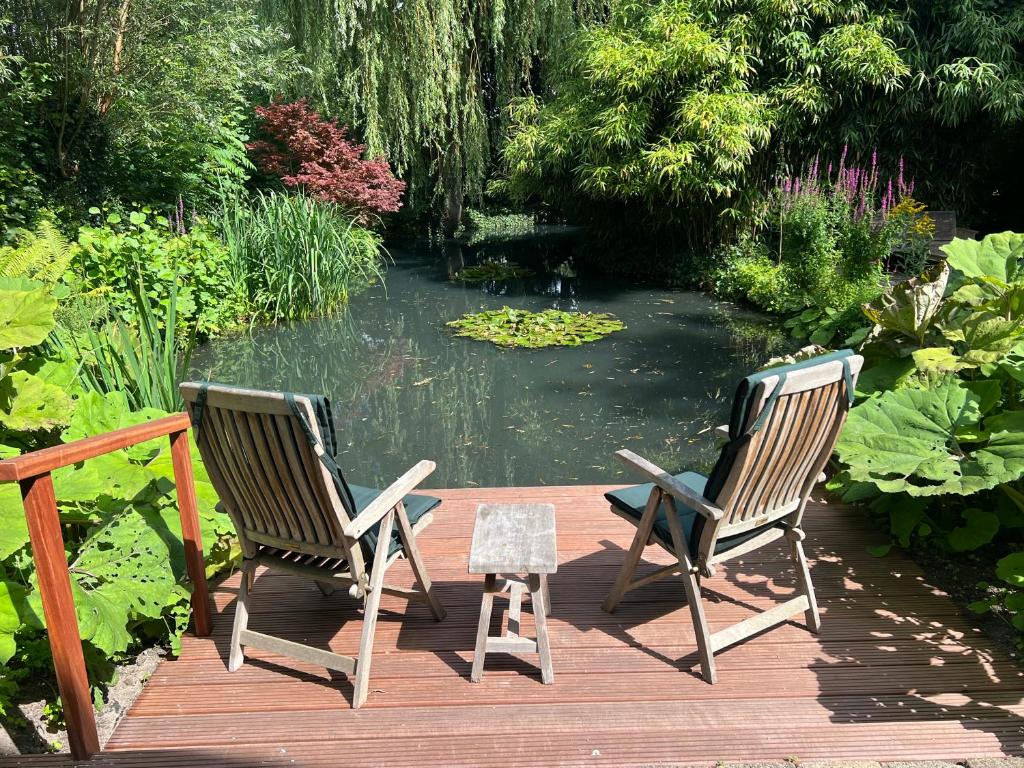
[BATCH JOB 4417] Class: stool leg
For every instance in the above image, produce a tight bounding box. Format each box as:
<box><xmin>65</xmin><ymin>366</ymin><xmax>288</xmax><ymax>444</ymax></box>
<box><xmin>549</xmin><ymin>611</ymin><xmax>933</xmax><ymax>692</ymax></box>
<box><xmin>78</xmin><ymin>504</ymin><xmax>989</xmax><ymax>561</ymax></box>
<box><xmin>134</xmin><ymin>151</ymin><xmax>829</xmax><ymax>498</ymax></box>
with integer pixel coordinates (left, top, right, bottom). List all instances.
<box><xmin>540</xmin><ymin>574</ymin><xmax>551</xmax><ymax>616</ymax></box>
<box><xmin>529</xmin><ymin>573</ymin><xmax>554</xmax><ymax>684</ymax></box>
<box><xmin>471</xmin><ymin>574</ymin><xmax>496</xmax><ymax>682</ymax></box>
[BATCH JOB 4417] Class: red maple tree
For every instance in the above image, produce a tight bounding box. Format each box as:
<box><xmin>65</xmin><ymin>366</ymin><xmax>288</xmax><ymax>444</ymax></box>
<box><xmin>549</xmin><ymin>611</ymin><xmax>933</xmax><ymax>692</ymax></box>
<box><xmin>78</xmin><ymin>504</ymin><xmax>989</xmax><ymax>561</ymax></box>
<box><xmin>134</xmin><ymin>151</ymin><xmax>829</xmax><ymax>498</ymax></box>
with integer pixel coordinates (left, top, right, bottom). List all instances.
<box><xmin>247</xmin><ymin>99</ymin><xmax>406</xmax><ymax>223</ymax></box>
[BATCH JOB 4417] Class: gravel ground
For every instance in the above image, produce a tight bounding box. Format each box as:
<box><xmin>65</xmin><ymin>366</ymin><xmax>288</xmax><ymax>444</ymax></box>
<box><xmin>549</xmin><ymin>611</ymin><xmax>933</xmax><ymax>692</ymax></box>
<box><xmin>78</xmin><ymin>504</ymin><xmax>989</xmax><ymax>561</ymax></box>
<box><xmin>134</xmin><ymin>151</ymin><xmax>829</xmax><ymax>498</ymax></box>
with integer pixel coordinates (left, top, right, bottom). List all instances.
<box><xmin>0</xmin><ymin>646</ymin><xmax>164</xmax><ymax>757</ymax></box>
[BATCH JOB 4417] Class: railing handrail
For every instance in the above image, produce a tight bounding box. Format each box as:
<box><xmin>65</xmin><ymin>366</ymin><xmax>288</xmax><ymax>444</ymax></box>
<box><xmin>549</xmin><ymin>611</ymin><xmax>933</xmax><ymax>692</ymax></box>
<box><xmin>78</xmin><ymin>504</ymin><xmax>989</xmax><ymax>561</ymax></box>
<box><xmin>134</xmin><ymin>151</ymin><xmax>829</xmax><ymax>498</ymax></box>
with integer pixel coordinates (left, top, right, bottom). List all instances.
<box><xmin>0</xmin><ymin>412</ymin><xmax>211</xmax><ymax>761</ymax></box>
<box><xmin>0</xmin><ymin>412</ymin><xmax>191</xmax><ymax>481</ymax></box>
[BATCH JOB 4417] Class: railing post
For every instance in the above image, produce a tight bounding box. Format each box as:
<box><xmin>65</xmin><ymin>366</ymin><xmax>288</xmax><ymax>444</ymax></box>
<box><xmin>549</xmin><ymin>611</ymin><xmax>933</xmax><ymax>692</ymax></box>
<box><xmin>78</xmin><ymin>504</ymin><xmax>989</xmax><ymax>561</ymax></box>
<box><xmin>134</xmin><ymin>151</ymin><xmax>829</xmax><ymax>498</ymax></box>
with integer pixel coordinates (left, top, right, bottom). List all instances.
<box><xmin>20</xmin><ymin>472</ymin><xmax>100</xmax><ymax>761</ymax></box>
<box><xmin>169</xmin><ymin>428</ymin><xmax>212</xmax><ymax>637</ymax></box>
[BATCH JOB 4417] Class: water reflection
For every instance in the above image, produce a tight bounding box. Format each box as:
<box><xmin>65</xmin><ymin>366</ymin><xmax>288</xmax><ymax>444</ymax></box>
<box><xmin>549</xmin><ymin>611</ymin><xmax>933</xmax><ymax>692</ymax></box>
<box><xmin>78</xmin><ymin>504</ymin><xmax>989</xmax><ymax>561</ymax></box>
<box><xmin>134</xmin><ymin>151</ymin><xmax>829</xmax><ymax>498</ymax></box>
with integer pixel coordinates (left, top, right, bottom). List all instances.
<box><xmin>191</xmin><ymin>232</ymin><xmax>789</xmax><ymax>488</ymax></box>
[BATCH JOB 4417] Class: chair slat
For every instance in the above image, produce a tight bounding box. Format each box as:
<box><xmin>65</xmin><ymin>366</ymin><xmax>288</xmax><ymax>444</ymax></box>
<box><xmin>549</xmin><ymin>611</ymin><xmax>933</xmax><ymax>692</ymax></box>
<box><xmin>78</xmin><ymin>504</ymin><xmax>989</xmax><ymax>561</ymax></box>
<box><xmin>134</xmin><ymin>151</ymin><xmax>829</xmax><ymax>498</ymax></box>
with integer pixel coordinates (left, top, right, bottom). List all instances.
<box><xmin>205</xmin><ymin>406</ymin><xmax>269</xmax><ymax>535</ymax></box>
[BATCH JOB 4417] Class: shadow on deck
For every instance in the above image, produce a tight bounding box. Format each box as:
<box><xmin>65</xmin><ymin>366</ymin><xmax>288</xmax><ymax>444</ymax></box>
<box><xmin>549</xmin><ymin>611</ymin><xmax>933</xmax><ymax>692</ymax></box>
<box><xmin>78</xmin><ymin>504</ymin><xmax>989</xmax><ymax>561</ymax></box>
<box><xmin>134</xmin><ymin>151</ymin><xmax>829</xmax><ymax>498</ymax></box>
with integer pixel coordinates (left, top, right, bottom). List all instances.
<box><xmin>4</xmin><ymin>486</ymin><xmax>1023</xmax><ymax>766</ymax></box>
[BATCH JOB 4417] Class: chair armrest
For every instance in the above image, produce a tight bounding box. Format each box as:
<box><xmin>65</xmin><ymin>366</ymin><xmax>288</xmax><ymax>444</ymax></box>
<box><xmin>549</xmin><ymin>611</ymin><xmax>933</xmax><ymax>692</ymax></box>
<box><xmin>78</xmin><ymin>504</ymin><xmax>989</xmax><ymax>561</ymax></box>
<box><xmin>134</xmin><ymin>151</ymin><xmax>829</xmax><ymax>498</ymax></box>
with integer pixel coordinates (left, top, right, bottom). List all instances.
<box><xmin>714</xmin><ymin>424</ymin><xmax>730</xmax><ymax>440</ymax></box>
<box><xmin>613</xmin><ymin>449</ymin><xmax>724</xmax><ymax>521</ymax></box>
<box><xmin>343</xmin><ymin>460</ymin><xmax>436</xmax><ymax>539</ymax></box>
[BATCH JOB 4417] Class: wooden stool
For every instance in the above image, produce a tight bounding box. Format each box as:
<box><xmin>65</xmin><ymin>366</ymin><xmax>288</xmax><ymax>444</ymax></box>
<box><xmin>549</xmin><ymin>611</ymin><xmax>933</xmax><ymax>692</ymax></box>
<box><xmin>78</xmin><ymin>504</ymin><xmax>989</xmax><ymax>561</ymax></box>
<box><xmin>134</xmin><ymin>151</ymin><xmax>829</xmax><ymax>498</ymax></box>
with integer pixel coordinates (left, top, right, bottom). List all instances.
<box><xmin>468</xmin><ymin>503</ymin><xmax>557</xmax><ymax>684</ymax></box>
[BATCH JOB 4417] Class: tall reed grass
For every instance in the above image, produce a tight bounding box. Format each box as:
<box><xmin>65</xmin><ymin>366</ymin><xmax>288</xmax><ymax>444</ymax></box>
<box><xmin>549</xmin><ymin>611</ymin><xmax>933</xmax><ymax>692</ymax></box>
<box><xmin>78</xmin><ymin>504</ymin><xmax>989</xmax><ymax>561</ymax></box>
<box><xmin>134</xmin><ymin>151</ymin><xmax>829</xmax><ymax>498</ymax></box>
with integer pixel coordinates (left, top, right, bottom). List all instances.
<box><xmin>215</xmin><ymin>190</ymin><xmax>384</xmax><ymax>321</ymax></box>
<box><xmin>54</xmin><ymin>278</ymin><xmax>197</xmax><ymax>412</ymax></box>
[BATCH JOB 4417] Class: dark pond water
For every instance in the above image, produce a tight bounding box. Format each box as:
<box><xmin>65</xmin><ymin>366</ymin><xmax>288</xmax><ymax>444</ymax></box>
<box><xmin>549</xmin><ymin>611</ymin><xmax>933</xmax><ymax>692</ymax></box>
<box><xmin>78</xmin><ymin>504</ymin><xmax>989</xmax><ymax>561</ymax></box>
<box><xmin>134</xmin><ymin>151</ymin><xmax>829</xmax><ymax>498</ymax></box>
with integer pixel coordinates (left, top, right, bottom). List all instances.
<box><xmin>190</xmin><ymin>230</ymin><xmax>789</xmax><ymax>489</ymax></box>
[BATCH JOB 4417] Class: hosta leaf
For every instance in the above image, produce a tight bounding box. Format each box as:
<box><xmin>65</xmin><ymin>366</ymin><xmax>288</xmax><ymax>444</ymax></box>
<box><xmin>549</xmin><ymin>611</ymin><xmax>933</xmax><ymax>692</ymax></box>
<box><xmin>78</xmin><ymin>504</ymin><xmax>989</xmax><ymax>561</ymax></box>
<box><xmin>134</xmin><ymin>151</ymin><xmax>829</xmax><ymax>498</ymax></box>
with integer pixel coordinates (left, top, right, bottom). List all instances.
<box><xmin>837</xmin><ymin>377</ymin><xmax>1024</xmax><ymax>496</ymax></box>
<box><xmin>0</xmin><ymin>286</ymin><xmax>57</xmax><ymax>349</ymax></box>
<box><xmin>0</xmin><ymin>370</ymin><xmax>73</xmax><ymax>432</ymax></box>
<box><xmin>943</xmin><ymin>232</ymin><xmax>1024</xmax><ymax>284</ymax></box>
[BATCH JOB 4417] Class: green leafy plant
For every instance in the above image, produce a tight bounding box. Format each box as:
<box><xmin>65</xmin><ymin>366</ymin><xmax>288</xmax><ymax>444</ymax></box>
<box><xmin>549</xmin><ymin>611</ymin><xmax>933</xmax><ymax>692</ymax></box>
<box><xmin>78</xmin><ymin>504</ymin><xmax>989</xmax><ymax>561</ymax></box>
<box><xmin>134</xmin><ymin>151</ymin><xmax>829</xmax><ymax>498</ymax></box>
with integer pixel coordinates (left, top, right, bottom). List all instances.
<box><xmin>0</xmin><ymin>258</ymin><xmax>234</xmax><ymax>719</ymax></box>
<box><xmin>213</xmin><ymin>190</ymin><xmax>383</xmax><ymax>321</ymax></box>
<box><xmin>58</xmin><ymin>278</ymin><xmax>197</xmax><ymax>412</ymax></box>
<box><xmin>830</xmin><ymin>231</ymin><xmax>1024</xmax><ymax>577</ymax></box>
<box><xmin>446</xmin><ymin>307</ymin><xmax>625</xmax><ymax>348</ymax></box>
<box><xmin>75</xmin><ymin>206</ymin><xmax>248</xmax><ymax>337</ymax></box>
<box><xmin>453</xmin><ymin>262</ymin><xmax>535</xmax><ymax>282</ymax></box>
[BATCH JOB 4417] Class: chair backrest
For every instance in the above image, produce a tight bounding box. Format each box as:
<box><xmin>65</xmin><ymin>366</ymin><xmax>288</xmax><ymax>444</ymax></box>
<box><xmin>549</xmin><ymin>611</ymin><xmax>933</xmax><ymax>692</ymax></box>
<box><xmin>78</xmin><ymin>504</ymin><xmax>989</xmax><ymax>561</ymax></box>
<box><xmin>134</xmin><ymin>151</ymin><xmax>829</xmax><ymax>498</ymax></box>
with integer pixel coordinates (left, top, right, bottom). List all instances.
<box><xmin>698</xmin><ymin>352</ymin><xmax>863</xmax><ymax>555</ymax></box>
<box><xmin>180</xmin><ymin>382</ymin><xmax>367</xmax><ymax>574</ymax></box>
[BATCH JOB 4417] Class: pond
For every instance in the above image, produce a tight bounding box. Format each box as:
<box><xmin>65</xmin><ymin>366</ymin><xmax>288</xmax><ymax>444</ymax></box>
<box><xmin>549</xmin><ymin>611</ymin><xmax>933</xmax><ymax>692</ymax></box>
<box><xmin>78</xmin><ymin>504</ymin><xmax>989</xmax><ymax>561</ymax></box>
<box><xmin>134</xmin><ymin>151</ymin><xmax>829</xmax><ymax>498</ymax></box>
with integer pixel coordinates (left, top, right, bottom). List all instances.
<box><xmin>190</xmin><ymin>230</ymin><xmax>789</xmax><ymax>489</ymax></box>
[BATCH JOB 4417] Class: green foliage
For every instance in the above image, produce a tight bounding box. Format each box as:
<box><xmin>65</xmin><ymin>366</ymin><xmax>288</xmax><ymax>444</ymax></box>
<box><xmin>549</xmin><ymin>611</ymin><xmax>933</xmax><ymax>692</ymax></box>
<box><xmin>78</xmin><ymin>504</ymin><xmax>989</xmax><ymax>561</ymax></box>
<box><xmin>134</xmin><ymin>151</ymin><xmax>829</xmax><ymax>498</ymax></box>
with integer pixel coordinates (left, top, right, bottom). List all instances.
<box><xmin>214</xmin><ymin>191</ymin><xmax>383</xmax><ymax>321</ymax></box>
<box><xmin>74</xmin><ymin>207</ymin><xmax>248</xmax><ymax>337</ymax></box>
<box><xmin>0</xmin><ymin>1</ymin><xmax>295</xmax><ymax>211</ymax></box>
<box><xmin>836</xmin><ymin>377</ymin><xmax>1024</xmax><ymax>497</ymax></box>
<box><xmin>264</xmin><ymin>0</ymin><xmax>601</xmax><ymax>230</ymax></box>
<box><xmin>60</xmin><ymin>280</ymin><xmax>197</xmax><ymax>412</ymax></box>
<box><xmin>447</xmin><ymin>307</ymin><xmax>625</xmax><ymax>348</ymax></box>
<box><xmin>453</xmin><ymin>262</ymin><xmax>535</xmax><ymax>283</ymax></box>
<box><xmin>459</xmin><ymin>210</ymin><xmax>538</xmax><ymax>246</ymax></box>
<box><xmin>713</xmin><ymin>176</ymin><xmax>902</xmax><ymax>345</ymax></box>
<box><xmin>0</xmin><ymin>251</ymin><xmax>234</xmax><ymax>719</ymax></box>
<box><xmin>500</xmin><ymin>0</ymin><xmax>907</xmax><ymax>243</ymax></box>
<box><xmin>831</xmin><ymin>232</ymin><xmax>1024</xmax><ymax>608</ymax></box>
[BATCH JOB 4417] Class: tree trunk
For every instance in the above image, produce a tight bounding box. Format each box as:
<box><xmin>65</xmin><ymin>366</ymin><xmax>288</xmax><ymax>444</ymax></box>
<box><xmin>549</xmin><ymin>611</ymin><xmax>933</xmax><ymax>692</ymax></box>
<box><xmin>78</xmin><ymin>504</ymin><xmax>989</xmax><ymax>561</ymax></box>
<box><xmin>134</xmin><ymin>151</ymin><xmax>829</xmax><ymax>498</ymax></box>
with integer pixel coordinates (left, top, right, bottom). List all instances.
<box><xmin>441</xmin><ymin>167</ymin><xmax>464</xmax><ymax>238</ymax></box>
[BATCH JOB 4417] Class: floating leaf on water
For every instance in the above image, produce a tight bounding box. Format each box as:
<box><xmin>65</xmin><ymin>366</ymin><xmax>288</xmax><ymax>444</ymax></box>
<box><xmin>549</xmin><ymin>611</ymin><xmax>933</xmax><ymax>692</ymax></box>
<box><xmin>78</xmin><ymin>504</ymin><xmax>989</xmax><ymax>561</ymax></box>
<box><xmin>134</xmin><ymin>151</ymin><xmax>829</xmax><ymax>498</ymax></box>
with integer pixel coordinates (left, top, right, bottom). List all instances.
<box><xmin>446</xmin><ymin>307</ymin><xmax>625</xmax><ymax>348</ymax></box>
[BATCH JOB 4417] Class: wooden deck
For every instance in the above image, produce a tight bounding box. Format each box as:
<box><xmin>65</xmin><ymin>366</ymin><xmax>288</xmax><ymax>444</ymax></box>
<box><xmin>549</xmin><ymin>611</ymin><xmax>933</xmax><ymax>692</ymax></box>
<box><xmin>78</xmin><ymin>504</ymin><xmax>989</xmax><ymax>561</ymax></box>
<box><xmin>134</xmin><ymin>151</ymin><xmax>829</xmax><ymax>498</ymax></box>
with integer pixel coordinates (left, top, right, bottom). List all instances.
<box><xmin>5</xmin><ymin>485</ymin><xmax>1024</xmax><ymax>766</ymax></box>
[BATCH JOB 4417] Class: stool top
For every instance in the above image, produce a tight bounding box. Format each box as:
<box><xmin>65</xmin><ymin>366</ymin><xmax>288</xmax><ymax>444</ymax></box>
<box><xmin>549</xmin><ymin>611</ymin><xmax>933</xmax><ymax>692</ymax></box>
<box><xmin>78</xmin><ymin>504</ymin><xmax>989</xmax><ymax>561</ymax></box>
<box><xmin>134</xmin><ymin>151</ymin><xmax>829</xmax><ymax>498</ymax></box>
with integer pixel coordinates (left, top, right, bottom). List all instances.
<box><xmin>468</xmin><ymin>503</ymin><xmax>557</xmax><ymax>574</ymax></box>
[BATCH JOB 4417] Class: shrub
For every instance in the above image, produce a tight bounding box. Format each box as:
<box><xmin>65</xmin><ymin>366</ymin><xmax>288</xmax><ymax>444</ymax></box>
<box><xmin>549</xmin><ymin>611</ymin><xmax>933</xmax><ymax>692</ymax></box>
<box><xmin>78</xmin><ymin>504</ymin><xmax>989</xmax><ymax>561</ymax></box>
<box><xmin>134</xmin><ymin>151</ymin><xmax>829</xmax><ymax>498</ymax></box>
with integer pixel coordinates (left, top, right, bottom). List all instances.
<box><xmin>713</xmin><ymin>150</ymin><xmax>935</xmax><ymax>345</ymax></box>
<box><xmin>74</xmin><ymin>205</ymin><xmax>249</xmax><ymax>337</ymax></box>
<box><xmin>829</xmin><ymin>233</ymin><xmax>1024</xmax><ymax>636</ymax></box>
<box><xmin>247</xmin><ymin>99</ymin><xmax>406</xmax><ymax>224</ymax></box>
<box><xmin>214</xmin><ymin>190</ymin><xmax>384</xmax><ymax>321</ymax></box>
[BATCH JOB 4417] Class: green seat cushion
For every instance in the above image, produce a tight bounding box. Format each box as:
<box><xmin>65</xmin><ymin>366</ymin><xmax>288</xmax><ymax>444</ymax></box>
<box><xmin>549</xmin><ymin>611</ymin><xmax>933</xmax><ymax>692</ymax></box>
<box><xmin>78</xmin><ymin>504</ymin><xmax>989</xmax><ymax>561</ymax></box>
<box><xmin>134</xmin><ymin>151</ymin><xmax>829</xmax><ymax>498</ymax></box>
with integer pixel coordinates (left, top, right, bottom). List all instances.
<box><xmin>605</xmin><ymin>471</ymin><xmax>781</xmax><ymax>558</ymax></box>
<box><xmin>350</xmin><ymin>485</ymin><xmax>441</xmax><ymax>562</ymax></box>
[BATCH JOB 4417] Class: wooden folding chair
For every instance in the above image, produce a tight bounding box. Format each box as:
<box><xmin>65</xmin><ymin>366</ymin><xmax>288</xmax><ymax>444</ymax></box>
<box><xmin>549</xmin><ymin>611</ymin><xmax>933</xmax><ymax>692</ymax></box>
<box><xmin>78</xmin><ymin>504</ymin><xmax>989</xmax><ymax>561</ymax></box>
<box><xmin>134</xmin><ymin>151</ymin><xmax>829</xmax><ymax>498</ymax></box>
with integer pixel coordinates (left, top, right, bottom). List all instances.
<box><xmin>601</xmin><ymin>350</ymin><xmax>863</xmax><ymax>682</ymax></box>
<box><xmin>180</xmin><ymin>382</ymin><xmax>446</xmax><ymax>708</ymax></box>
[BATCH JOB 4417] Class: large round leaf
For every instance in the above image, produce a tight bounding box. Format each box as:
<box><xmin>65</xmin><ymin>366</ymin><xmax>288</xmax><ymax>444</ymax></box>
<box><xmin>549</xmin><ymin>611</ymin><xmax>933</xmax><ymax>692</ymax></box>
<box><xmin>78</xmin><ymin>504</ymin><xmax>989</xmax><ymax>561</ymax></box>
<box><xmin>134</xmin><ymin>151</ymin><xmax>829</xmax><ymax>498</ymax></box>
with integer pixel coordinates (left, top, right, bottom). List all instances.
<box><xmin>836</xmin><ymin>377</ymin><xmax>1024</xmax><ymax>496</ymax></box>
<box><xmin>943</xmin><ymin>232</ymin><xmax>1024</xmax><ymax>284</ymax></box>
<box><xmin>0</xmin><ymin>286</ymin><xmax>57</xmax><ymax>349</ymax></box>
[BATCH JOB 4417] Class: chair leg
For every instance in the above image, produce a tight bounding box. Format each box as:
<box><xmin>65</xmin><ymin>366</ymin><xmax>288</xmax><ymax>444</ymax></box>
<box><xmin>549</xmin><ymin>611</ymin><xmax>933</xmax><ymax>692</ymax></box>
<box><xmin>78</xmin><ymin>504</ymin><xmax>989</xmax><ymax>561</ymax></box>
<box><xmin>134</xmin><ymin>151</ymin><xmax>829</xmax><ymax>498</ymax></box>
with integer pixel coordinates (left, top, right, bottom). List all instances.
<box><xmin>663</xmin><ymin>496</ymin><xmax>716</xmax><ymax>684</ymax></box>
<box><xmin>603</xmin><ymin>491</ymin><xmax>661</xmax><ymax>613</ymax></box>
<box><xmin>228</xmin><ymin>561</ymin><xmax>254</xmax><ymax>672</ymax></box>
<box><xmin>682</xmin><ymin>565</ymin><xmax>716</xmax><ymax>683</ymax></box>
<box><xmin>314</xmin><ymin>580</ymin><xmax>337</xmax><ymax>596</ymax></box>
<box><xmin>353</xmin><ymin>510</ymin><xmax>394</xmax><ymax>709</ymax></box>
<box><xmin>396</xmin><ymin>502</ymin><xmax>446</xmax><ymax>621</ymax></box>
<box><xmin>790</xmin><ymin>529</ymin><xmax>821</xmax><ymax>634</ymax></box>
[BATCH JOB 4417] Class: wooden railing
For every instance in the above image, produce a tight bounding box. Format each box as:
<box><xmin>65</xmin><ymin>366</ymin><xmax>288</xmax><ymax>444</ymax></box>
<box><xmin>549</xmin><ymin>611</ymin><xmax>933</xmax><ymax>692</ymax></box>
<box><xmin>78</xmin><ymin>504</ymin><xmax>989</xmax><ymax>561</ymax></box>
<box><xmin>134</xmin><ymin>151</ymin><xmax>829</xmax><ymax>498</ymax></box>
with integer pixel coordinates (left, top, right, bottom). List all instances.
<box><xmin>0</xmin><ymin>412</ymin><xmax>211</xmax><ymax>761</ymax></box>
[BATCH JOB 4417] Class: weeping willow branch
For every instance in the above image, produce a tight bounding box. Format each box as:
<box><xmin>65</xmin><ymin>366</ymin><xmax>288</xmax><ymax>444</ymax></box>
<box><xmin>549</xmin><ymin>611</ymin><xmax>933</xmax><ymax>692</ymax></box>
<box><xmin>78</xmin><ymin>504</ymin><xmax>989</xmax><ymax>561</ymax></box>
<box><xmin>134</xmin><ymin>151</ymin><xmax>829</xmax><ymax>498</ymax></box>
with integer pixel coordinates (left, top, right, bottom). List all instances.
<box><xmin>259</xmin><ymin>0</ymin><xmax>606</xmax><ymax>232</ymax></box>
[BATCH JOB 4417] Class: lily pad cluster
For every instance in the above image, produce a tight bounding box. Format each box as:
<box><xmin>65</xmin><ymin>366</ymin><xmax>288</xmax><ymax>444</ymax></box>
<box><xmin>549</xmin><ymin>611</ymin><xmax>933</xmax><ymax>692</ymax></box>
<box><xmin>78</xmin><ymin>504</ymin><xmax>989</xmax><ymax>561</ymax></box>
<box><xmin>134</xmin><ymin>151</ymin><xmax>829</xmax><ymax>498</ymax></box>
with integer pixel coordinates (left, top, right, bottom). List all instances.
<box><xmin>446</xmin><ymin>307</ymin><xmax>625</xmax><ymax>348</ymax></box>
<box><xmin>453</xmin><ymin>262</ymin><xmax>535</xmax><ymax>282</ymax></box>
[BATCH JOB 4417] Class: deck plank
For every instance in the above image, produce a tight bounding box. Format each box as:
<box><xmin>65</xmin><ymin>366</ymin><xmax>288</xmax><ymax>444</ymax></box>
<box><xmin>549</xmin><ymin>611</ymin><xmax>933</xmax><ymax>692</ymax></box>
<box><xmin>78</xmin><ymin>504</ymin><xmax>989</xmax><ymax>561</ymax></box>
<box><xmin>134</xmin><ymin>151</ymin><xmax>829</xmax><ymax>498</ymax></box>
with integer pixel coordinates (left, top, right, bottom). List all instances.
<box><xmin>3</xmin><ymin>485</ymin><xmax>1022</xmax><ymax>766</ymax></box>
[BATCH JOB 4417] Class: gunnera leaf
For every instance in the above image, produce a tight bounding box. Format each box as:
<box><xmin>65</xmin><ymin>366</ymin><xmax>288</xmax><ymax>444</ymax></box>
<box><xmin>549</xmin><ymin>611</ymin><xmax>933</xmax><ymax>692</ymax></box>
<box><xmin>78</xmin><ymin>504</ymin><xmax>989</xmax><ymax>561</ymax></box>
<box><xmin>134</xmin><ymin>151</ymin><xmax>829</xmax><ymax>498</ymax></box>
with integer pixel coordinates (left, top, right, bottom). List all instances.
<box><xmin>943</xmin><ymin>232</ymin><xmax>1024</xmax><ymax>284</ymax></box>
<box><xmin>0</xmin><ymin>370</ymin><xmax>73</xmax><ymax>432</ymax></box>
<box><xmin>836</xmin><ymin>377</ymin><xmax>1024</xmax><ymax>496</ymax></box>
<box><xmin>863</xmin><ymin>263</ymin><xmax>948</xmax><ymax>347</ymax></box>
<box><xmin>0</xmin><ymin>285</ymin><xmax>57</xmax><ymax>349</ymax></box>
